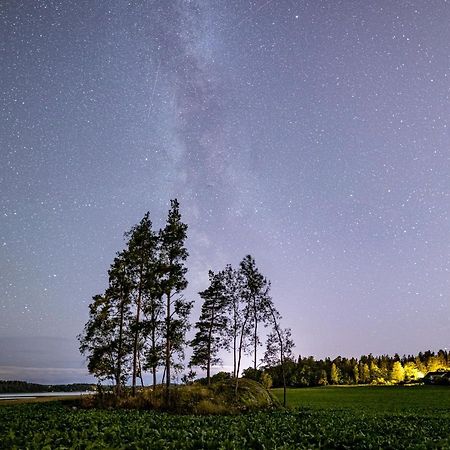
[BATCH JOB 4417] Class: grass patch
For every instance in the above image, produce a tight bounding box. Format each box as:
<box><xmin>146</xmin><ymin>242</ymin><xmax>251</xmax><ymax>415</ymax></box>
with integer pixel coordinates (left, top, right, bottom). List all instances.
<box><xmin>81</xmin><ymin>378</ymin><xmax>278</xmax><ymax>415</ymax></box>
<box><xmin>0</xmin><ymin>395</ymin><xmax>82</xmax><ymax>406</ymax></box>
<box><xmin>272</xmin><ymin>385</ymin><xmax>450</xmax><ymax>414</ymax></box>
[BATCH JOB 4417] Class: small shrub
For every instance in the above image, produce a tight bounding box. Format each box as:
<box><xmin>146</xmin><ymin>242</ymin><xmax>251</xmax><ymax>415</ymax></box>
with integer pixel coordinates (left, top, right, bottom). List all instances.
<box><xmin>241</xmin><ymin>367</ymin><xmax>262</xmax><ymax>382</ymax></box>
<box><xmin>195</xmin><ymin>399</ymin><xmax>228</xmax><ymax>415</ymax></box>
<box><xmin>261</xmin><ymin>372</ymin><xmax>273</xmax><ymax>389</ymax></box>
<box><xmin>76</xmin><ymin>379</ymin><xmax>278</xmax><ymax>415</ymax></box>
<box><xmin>210</xmin><ymin>372</ymin><xmax>231</xmax><ymax>383</ymax></box>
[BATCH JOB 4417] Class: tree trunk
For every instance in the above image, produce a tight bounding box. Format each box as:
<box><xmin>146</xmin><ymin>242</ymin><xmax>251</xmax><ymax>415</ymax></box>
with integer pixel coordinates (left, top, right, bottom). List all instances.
<box><xmin>233</xmin><ymin>302</ymin><xmax>238</xmax><ymax>378</ymax></box>
<box><xmin>132</xmin><ymin>264</ymin><xmax>144</xmax><ymax>396</ymax></box>
<box><xmin>269</xmin><ymin>307</ymin><xmax>287</xmax><ymax>407</ymax></box>
<box><xmin>233</xmin><ymin>329</ymin><xmax>237</xmax><ymax>379</ymax></box>
<box><xmin>235</xmin><ymin>314</ymin><xmax>249</xmax><ymax>395</ymax></box>
<box><xmin>138</xmin><ymin>352</ymin><xmax>144</xmax><ymax>387</ymax></box>
<box><xmin>151</xmin><ymin>298</ymin><xmax>158</xmax><ymax>390</ymax></box>
<box><xmin>116</xmin><ymin>295</ymin><xmax>125</xmax><ymax>397</ymax></box>
<box><xmin>235</xmin><ymin>329</ymin><xmax>244</xmax><ymax>394</ymax></box>
<box><xmin>206</xmin><ymin>302</ymin><xmax>215</xmax><ymax>386</ymax></box>
<box><xmin>165</xmin><ymin>291</ymin><xmax>171</xmax><ymax>402</ymax></box>
<box><xmin>253</xmin><ymin>314</ymin><xmax>258</xmax><ymax>371</ymax></box>
<box><xmin>281</xmin><ymin>339</ymin><xmax>286</xmax><ymax>407</ymax></box>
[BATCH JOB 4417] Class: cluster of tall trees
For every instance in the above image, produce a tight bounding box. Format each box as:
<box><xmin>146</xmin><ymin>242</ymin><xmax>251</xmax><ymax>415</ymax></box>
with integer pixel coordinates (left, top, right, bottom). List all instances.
<box><xmin>79</xmin><ymin>200</ymin><xmax>192</xmax><ymax>395</ymax></box>
<box><xmin>189</xmin><ymin>257</ymin><xmax>293</xmax><ymax>393</ymax></box>
<box><xmin>79</xmin><ymin>200</ymin><xmax>293</xmax><ymax>399</ymax></box>
<box><xmin>264</xmin><ymin>350</ymin><xmax>450</xmax><ymax>388</ymax></box>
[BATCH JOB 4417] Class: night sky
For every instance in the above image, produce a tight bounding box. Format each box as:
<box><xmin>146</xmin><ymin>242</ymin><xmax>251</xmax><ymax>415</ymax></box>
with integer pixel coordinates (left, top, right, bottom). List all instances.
<box><xmin>1</xmin><ymin>0</ymin><xmax>449</xmax><ymax>384</ymax></box>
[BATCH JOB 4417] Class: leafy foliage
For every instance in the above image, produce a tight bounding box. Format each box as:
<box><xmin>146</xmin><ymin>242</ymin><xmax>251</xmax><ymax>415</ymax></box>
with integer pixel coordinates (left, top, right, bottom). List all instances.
<box><xmin>79</xmin><ymin>200</ymin><xmax>192</xmax><ymax>393</ymax></box>
<box><xmin>79</xmin><ymin>293</ymin><xmax>129</xmax><ymax>385</ymax></box>
<box><xmin>159</xmin><ymin>199</ymin><xmax>192</xmax><ymax>390</ymax></box>
<box><xmin>239</xmin><ymin>255</ymin><xmax>273</xmax><ymax>372</ymax></box>
<box><xmin>124</xmin><ymin>212</ymin><xmax>159</xmax><ymax>393</ymax></box>
<box><xmin>190</xmin><ymin>271</ymin><xmax>230</xmax><ymax>384</ymax></box>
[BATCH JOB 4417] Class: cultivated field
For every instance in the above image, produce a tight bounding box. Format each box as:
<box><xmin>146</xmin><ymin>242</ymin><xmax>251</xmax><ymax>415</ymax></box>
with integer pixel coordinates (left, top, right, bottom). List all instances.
<box><xmin>1</xmin><ymin>386</ymin><xmax>449</xmax><ymax>449</ymax></box>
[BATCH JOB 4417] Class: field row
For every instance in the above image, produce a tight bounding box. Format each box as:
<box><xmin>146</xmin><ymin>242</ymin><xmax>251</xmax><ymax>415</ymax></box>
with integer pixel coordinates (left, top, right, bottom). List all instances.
<box><xmin>1</xmin><ymin>401</ymin><xmax>450</xmax><ymax>449</ymax></box>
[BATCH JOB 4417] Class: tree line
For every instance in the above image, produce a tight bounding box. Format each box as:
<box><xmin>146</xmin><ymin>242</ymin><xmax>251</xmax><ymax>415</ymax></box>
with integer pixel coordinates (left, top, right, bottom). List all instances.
<box><xmin>262</xmin><ymin>349</ymin><xmax>450</xmax><ymax>388</ymax></box>
<box><xmin>0</xmin><ymin>381</ymin><xmax>95</xmax><ymax>394</ymax></box>
<box><xmin>78</xmin><ymin>200</ymin><xmax>293</xmax><ymax>401</ymax></box>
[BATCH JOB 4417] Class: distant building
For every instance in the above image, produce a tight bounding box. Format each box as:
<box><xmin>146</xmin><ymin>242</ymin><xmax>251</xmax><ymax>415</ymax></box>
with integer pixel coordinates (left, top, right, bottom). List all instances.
<box><xmin>422</xmin><ymin>371</ymin><xmax>450</xmax><ymax>385</ymax></box>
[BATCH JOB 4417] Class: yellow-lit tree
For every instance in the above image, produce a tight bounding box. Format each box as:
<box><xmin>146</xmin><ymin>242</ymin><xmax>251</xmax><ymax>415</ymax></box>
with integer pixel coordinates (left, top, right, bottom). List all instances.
<box><xmin>359</xmin><ymin>362</ymin><xmax>370</xmax><ymax>384</ymax></box>
<box><xmin>370</xmin><ymin>360</ymin><xmax>384</xmax><ymax>383</ymax></box>
<box><xmin>330</xmin><ymin>363</ymin><xmax>341</xmax><ymax>384</ymax></box>
<box><xmin>404</xmin><ymin>361</ymin><xmax>424</xmax><ymax>382</ymax></box>
<box><xmin>353</xmin><ymin>364</ymin><xmax>359</xmax><ymax>384</ymax></box>
<box><xmin>390</xmin><ymin>361</ymin><xmax>405</xmax><ymax>383</ymax></box>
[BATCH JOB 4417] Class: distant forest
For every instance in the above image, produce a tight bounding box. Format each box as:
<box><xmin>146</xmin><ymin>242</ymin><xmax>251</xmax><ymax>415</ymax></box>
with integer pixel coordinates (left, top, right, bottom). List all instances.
<box><xmin>0</xmin><ymin>381</ymin><xmax>96</xmax><ymax>394</ymax></box>
<box><xmin>3</xmin><ymin>349</ymin><xmax>448</xmax><ymax>393</ymax></box>
<box><xmin>261</xmin><ymin>349</ymin><xmax>450</xmax><ymax>388</ymax></box>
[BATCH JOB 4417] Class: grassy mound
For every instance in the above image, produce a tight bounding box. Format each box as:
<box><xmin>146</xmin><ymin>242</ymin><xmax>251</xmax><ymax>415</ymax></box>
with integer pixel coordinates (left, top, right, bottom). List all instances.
<box><xmin>81</xmin><ymin>379</ymin><xmax>279</xmax><ymax>414</ymax></box>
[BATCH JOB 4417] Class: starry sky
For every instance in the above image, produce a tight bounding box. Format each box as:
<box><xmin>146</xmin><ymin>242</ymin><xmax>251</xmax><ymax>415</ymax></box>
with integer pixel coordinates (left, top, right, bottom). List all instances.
<box><xmin>1</xmin><ymin>0</ymin><xmax>449</xmax><ymax>384</ymax></box>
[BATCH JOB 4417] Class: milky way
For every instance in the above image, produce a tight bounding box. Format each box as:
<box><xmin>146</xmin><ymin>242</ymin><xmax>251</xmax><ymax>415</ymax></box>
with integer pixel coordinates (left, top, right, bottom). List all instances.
<box><xmin>1</xmin><ymin>0</ymin><xmax>449</xmax><ymax>383</ymax></box>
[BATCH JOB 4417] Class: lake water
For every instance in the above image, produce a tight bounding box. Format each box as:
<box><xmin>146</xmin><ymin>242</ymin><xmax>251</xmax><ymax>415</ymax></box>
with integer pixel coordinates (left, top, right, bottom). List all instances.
<box><xmin>0</xmin><ymin>391</ymin><xmax>93</xmax><ymax>400</ymax></box>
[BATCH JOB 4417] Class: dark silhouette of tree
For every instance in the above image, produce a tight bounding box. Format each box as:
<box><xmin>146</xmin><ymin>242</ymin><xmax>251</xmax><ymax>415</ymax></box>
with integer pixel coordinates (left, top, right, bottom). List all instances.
<box><xmin>263</xmin><ymin>304</ymin><xmax>294</xmax><ymax>407</ymax></box>
<box><xmin>79</xmin><ymin>290</ymin><xmax>133</xmax><ymax>392</ymax></box>
<box><xmin>190</xmin><ymin>270</ymin><xmax>229</xmax><ymax>385</ymax></box>
<box><xmin>106</xmin><ymin>252</ymin><xmax>133</xmax><ymax>395</ymax></box>
<box><xmin>79</xmin><ymin>250</ymin><xmax>134</xmax><ymax>394</ymax></box>
<box><xmin>221</xmin><ymin>264</ymin><xmax>245</xmax><ymax>378</ymax></box>
<box><xmin>124</xmin><ymin>212</ymin><xmax>159</xmax><ymax>395</ymax></box>
<box><xmin>239</xmin><ymin>255</ymin><xmax>272</xmax><ymax>372</ymax></box>
<box><xmin>79</xmin><ymin>201</ymin><xmax>191</xmax><ymax>397</ymax></box>
<box><xmin>142</xmin><ymin>270</ymin><xmax>165</xmax><ymax>390</ymax></box>
<box><xmin>159</xmin><ymin>199</ymin><xmax>192</xmax><ymax>396</ymax></box>
<box><xmin>79</xmin><ymin>294</ymin><xmax>116</xmax><ymax>384</ymax></box>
